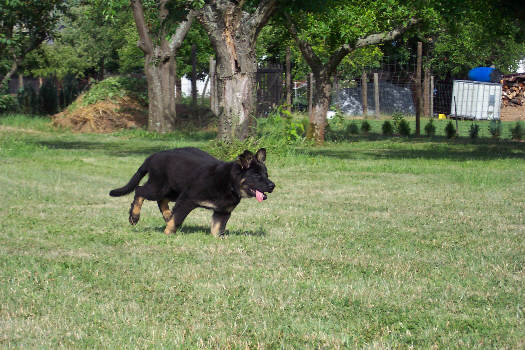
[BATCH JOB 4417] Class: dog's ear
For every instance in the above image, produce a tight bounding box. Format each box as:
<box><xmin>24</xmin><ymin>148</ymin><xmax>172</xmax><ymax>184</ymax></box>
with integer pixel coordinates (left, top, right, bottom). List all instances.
<box><xmin>255</xmin><ymin>148</ymin><xmax>266</xmax><ymax>163</ymax></box>
<box><xmin>236</xmin><ymin>150</ymin><xmax>254</xmax><ymax>169</ymax></box>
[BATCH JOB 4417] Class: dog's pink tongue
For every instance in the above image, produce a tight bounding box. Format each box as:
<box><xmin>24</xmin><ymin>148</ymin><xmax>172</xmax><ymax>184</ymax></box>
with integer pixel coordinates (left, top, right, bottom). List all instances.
<box><xmin>255</xmin><ymin>190</ymin><xmax>264</xmax><ymax>203</ymax></box>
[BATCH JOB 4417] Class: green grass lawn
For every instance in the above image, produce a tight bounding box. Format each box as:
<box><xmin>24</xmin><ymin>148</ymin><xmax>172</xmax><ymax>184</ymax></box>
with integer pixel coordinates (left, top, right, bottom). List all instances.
<box><xmin>1</xmin><ymin>115</ymin><xmax>524</xmax><ymax>348</ymax></box>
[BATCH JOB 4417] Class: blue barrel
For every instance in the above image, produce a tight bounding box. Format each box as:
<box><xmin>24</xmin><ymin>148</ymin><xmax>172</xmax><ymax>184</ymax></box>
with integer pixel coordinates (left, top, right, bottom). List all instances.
<box><xmin>468</xmin><ymin>67</ymin><xmax>502</xmax><ymax>83</ymax></box>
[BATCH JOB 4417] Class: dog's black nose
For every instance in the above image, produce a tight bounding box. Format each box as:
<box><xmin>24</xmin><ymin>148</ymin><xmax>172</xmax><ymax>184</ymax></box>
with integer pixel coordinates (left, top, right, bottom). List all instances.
<box><xmin>268</xmin><ymin>181</ymin><xmax>275</xmax><ymax>192</ymax></box>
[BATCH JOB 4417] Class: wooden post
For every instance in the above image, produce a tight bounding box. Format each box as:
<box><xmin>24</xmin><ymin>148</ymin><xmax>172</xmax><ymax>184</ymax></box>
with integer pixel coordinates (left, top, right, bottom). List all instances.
<box><xmin>415</xmin><ymin>41</ymin><xmax>423</xmax><ymax>136</ymax></box>
<box><xmin>361</xmin><ymin>71</ymin><xmax>368</xmax><ymax>117</ymax></box>
<box><xmin>209</xmin><ymin>57</ymin><xmax>217</xmax><ymax>115</ymax></box>
<box><xmin>18</xmin><ymin>74</ymin><xmax>24</xmax><ymax>90</ymax></box>
<box><xmin>374</xmin><ymin>72</ymin><xmax>379</xmax><ymax>118</ymax></box>
<box><xmin>201</xmin><ymin>75</ymin><xmax>209</xmax><ymax>103</ymax></box>
<box><xmin>333</xmin><ymin>71</ymin><xmax>339</xmax><ymax>110</ymax></box>
<box><xmin>174</xmin><ymin>58</ymin><xmax>182</xmax><ymax>104</ymax></box>
<box><xmin>308</xmin><ymin>73</ymin><xmax>314</xmax><ymax>119</ymax></box>
<box><xmin>191</xmin><ymin>44</ymin><xmax>197</xmax><ymax>106</ymax></box>
<box><xmin>285</xmin><ymin>47</ymin><xmax>292</xmax><ymax>111</ymax></box>
<box><xmin>423</xmin><ymin>66</ymin><xmax>430</xmax><ymax>116</ymax></box>
<box><xmin>430</xmin><ymin>75</ymin><xmax>434</xmax><ymax>118</ymax></box>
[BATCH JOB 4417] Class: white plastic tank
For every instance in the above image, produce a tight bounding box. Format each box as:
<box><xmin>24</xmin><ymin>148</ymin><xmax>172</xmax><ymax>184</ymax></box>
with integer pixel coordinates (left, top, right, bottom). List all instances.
<box><xmin>451</xmin><ymin>80</ymin><xmax>502</xmax><ymax>120</ymax></box>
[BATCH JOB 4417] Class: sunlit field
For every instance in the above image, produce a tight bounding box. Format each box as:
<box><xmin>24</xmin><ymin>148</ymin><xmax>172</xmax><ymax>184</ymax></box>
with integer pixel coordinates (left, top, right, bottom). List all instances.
<box><xmin>1</xmin><ymin>115</ymin><xmax>524</xmax><ymax>348</ymax></box>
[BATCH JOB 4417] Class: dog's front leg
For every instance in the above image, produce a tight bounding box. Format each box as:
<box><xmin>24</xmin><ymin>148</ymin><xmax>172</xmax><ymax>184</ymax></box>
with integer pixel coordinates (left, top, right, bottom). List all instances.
<box><xmin>164</xmin><ymin>200</ymin><xmax>196</xmax><ymax>235</ymax></box>
<box><xmin>157</xmin><ymin>199</ymin><xmax>172</xmax><ymax>222</ymax></box>
<box><xmin>211</xmin><ymin>211</ymin><xmax>231</xmax><ymax>237</ymax></box>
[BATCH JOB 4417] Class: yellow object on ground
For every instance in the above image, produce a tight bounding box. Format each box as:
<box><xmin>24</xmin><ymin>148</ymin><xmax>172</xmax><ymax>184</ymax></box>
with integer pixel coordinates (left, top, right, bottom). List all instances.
<box><xmin>438</xmin><ymin>114</ymin><xmax>447</xmax><ymax>119</ymax></box>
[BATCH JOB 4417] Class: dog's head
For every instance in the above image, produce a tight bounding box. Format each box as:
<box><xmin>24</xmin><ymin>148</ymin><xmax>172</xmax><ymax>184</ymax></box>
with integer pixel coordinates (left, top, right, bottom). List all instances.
<box><xmin>234</xmin><ymin>148</ymin><xmax>275</xmax><ymax>202</ymax></box>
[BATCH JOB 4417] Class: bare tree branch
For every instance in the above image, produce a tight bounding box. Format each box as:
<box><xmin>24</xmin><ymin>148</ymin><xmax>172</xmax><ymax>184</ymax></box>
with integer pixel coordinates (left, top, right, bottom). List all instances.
<box><xmin>249</xmin><ymin>0</ymin><xmax>278</xmax><ymax>39</ymax></box>
<box><xmin>131</xmin><ymin>0</ymin><xmax>153</xmax><ymax>54</ymax></box>
<box><xmin>325</xmin><ymin>18</ymin><xmax>420</xmax><ymax>74</ymax></box>
<box><xmin>168</xmin><ymin>10</ymin><xmax>196</xmax><ymax>53</ymax></box>
<box><xmin>353</xmin><ymin>18</ymin><xmax>420</xmax><ymax>49</ymax></box>
<box><xmin>284</xmin><ymin>12</ymin><xmax>323</xmax><ymax>75</ymax></box>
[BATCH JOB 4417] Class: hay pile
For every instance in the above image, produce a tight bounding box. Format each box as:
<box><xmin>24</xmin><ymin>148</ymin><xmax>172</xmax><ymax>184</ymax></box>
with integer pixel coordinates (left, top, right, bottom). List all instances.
<box><xmin>52</xmin><ymin>94</ymin><xmax>148</xmax><ymax>133</ymax></box>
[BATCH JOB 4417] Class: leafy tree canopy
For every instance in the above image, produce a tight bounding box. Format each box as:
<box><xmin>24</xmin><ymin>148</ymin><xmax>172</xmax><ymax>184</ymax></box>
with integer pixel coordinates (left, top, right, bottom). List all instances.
<box><xmin>0</xmin><ymin>0</ymin><xmax>65</xmax><ymax>89</ymax></box>
<box><xmin>25</xmin><ymin>1</ymin><xmax>130</xmax><ymax>79</ymax></box>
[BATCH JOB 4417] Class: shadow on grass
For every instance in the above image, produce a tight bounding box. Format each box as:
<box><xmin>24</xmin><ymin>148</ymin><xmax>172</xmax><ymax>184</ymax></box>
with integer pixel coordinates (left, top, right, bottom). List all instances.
<box><xmin>308</xmin><ymin>136</ymin><xmax>525</xmax><ymax>161</ymax></box>
<box><xmin>38</xmin><ymin>139</ymin><xmax>167</xmax><ymax>157</ymax></box>
<box><xmin>152</xmin><ymin>224</ymin><xmax>266</xmax><ymax>237</ymax></box>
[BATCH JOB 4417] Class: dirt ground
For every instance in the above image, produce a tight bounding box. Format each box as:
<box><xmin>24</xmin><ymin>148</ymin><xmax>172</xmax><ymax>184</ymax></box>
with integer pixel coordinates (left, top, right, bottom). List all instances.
<box><xmin>52</xmin><ymin>95</ymin><xmax>216</xmax><ymax>133</ymax></box>
<box><xmin>500</xmin><ymin>105</ymin><xmax>525</xmax><ymax>121</ymax></box>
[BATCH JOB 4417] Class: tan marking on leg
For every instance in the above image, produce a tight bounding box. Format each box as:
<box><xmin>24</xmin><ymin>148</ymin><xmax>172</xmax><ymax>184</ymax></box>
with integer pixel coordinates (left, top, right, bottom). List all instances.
<box><xmin>164</xmin><ymin>216</ymin><xmax>177</xmax><ymax>235</ymax></box>
<box><xmin>129</xmin><ymin>196</ymin><xmax>144</xmax><ymax>225</ymax></box>
<box><xmin>211</xmin><ymin>218</ymin><xmax>222</xmax><ymax>237</ymax></box>
<box><xmin>211</xmin><ymin>212</ymin><xmax>230</xmax><ymax>237</ymax></box>
<box><xmin>132</xmin><ymin>197</ymin><xmax>144</xmax><ymax>216</ymax></box>
<box><xmin>196</xmin><ymin>201</ymin><xmax>217</xmax><ymax>209</ymax></box>
<box><xmin>158</xmin><ymin>199</ymin><xmax>171</xmax><ymax>222</ymax></box>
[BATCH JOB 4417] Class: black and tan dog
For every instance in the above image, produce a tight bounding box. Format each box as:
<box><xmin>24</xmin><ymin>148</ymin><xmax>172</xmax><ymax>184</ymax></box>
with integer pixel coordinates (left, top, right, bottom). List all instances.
<box><xmin>109</xmin><ymin>147</ymin><xmax>275</xmax><ymax>236</ymax></box>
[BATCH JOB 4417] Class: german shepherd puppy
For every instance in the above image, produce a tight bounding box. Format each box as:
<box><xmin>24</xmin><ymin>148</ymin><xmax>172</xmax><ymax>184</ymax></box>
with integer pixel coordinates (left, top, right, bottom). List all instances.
<box><xmin>109</xmin><ymin>147</ymin><xmax>275</xmax><ymax>236</ymax></box>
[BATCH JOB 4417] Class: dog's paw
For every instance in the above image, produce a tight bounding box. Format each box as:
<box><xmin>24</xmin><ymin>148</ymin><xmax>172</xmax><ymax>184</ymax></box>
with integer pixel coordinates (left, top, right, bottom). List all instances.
<box><xmin>129</xmin><ymin>213</ymin><xmax>140</xmax><ymax>225</ymax></box>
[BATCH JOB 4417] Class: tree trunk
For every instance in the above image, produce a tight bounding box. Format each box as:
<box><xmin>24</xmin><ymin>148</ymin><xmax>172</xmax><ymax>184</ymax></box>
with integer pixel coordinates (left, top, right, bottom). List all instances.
<box><xmin>175</xmin><ymin>73</ymin><xmax>182</xmax><ymax>104</ymax></box>
<box><xmin>309</xmin><ymin>74</ymin><xmax>332</xmax><ymax>145</ymax></box>
<box><xmin>144</xmin><ymin>54</ymin><xmax>176</xmax><ymax>133</ymax></box>
<box><xmin>205</xmin><ymin>32</ymin><xmax>257</xmax><ymax>140</ymax></box>
<box><xmin>285</xmin><ymin>47</ymin><xmax>292</xmax><ymax>111</ymax></box>
<box><xmin>198</xmin><ymin>0</ymin><xmax>277</xmax><ymax>141</ymax></box>
<box><xmin>216</xmin><ymin>63</ymin><xmax>257</xmax><ymax>140</ymax></box>
<box><xmin>130</xmin><ymin>0</ymin><xmax>194</xmax><ymax>134</ymax></box>
<box><xmin>0</xmin><ymin>56</ymin><xmax>18</xmax><ymax>93</ymax></box>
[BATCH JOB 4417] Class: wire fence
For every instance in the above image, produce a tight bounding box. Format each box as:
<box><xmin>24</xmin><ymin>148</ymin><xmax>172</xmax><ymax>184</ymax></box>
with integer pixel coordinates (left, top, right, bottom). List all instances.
<box><xmin>288</xmin><ymin>56</ymin><xmax>454</xmax><ymax>118</ymax></box>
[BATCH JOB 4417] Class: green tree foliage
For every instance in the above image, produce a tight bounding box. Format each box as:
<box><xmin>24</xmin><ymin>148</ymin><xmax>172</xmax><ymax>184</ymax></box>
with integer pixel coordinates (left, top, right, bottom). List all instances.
<box><xmin>176</xmin><ymin>22</ymin><xmax>213</xmax><ymax>80</ymax></box>
<box><xmin>0</xmin><ymin>0</ymin><xmax>65</xmax><ymax>91</ymax></box>
<box><xmin>29</xmin><ymin>2</ymin><xmax>131</xmax><ymax>79</ymax></box>
<box><xmin>280</xmin><ymin>0</ymin><xmax>423</xmax><ymax>143</ymax></box>
<box><xmin>430</xmin><ymin>0</ymin><xmax>525</xmax><ymax>76</ymax></box>
<box><xmin>382</xmin><ymin>0</ymin><xmax>525</xmax><ymax>78</ymax></box>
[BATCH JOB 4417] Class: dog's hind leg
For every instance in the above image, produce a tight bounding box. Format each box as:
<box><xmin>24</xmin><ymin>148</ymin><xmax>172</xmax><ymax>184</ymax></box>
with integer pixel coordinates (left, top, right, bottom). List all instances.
<box><xmin>157</xmin><ymin>199</ymin><xmax>172</xmax><ymax>222</ymax></box>
<box><xmin>211</xmin><ymin>211</ymin><xmax>231</xmax><ymax>237</ymax></box>
<box><xmin>164</xmin><ymin>199</ymin><xmax>196</xmax><ymax>235</ymax></box>
<box><xmin>129</xmin><ymin>195</ymin><xmax>144</xmax><ymax>225</ymax></box>
<box><xmin>129</xmin><ymin>184</ymin><xmax>162</xmax><ymax>225</ymax></box>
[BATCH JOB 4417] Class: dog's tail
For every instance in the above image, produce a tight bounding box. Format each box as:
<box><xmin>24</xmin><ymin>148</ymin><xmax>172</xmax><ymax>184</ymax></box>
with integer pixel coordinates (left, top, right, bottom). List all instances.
<box><xmin>109</xmin><ymin>163</ymin><xmax>148</xmax><ymax>197</ymax></box>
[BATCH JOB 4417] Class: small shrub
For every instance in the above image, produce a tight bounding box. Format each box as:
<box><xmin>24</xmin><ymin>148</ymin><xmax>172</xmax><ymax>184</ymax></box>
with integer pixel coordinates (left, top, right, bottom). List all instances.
<box><xmin>82</xmin><ymin>76</ymin><xmax>147</xmax><ymax>106</ymax></box>
<box><xmin>445</xmin><ymin>121</ymin><xmax>456</xmax><ymax>139</ymax></box>
<box><xmin>382</xmin><ymin>120</ymin><xmax>393</xmax><ymax>136</ymax></box>
<box><xmin>346</xmin><ymin>121</ymin><xmax>359</xmax><ymax>135</ymax></box>
<box><xmin>510</xmin><ymin>122</ymin><xmax>524</xmax><ymax>140</ymax></box>
<box><xmin>325</xmin><ymin>110</ymin><xmax>346</xmax><ymax>141</ymax></box>
<box><xmin>469</xmin><ymin>124</ymin><xmax>480</xmax><ymax>139</ymax></box>
<box><xmin>424</xmin><ymin>119</ymin><xmax>436</xmax><ymax>137</ymax></box>
<box><xmin>329</xmin><ymin>110</ymin><xmax>345</xmax><ymax>129</ymax></box>
<box><xmin>0</xmin><ymin>94</ymin><xmax>18</xmax><ymax>113</ymax></box>
<box><xmin>361</xmin><ymin>120</ymin><xmax>371</xmax><ymax>134</ymax></box>
<box><xmin>488</xmin><ymin>120</ymin><xmax>502</xmax><ymax>138</ymax></box>
<box><xmin>209</xmin><ymin>137</ymin><xmax>260</xmax><ymax>161</ymax></box>
<box><xmin>391</xmin><ymin>112</ymin><xmax>404</xmax><ymax>133</ymax></box>
<box><xmin>255</xmin><ymin>105</ymin><xmax>305</xmax><ymax>152</ymax></box>
<box><xmin>398</xmin><ymin>119</ymin><xmax>411</xmax><ymax>137</ymax></box>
